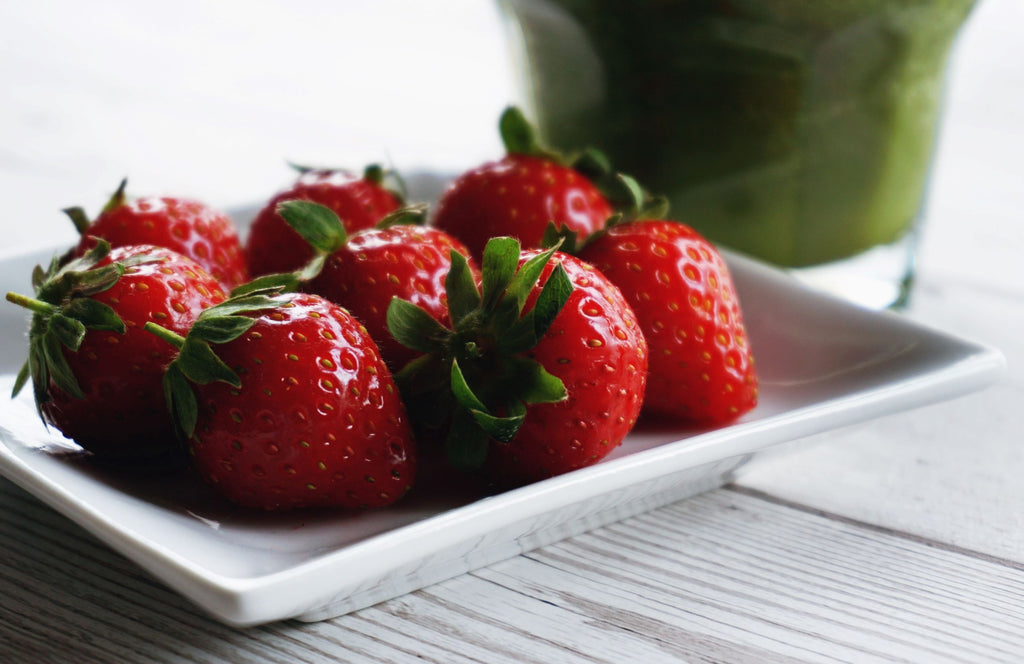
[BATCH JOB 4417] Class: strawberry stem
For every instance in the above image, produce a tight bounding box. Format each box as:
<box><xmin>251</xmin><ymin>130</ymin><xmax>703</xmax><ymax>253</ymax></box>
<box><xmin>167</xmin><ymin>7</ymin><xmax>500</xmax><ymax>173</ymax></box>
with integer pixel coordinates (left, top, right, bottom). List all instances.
<box><xmin>144</xmin><ymin>321</ymin><xmax>186</xmax><ymax>349</ymax></box>
<box><xmin>363</xmin><ymin>163</ymin><xmax>384</xmax><ymax>184</ymax></box>
<box><xmin>5</xmin><ymin>291</ymin><xmax>56</xmax><ymax>316</ymax></box>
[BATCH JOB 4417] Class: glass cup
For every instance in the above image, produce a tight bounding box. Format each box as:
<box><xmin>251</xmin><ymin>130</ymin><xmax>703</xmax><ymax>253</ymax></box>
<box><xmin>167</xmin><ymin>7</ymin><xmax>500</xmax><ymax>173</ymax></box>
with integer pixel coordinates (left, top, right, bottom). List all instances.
<box><xmin>499</xmin><ymin>0</ymin><xmax>977</xmax><ymax>309</ymax></box>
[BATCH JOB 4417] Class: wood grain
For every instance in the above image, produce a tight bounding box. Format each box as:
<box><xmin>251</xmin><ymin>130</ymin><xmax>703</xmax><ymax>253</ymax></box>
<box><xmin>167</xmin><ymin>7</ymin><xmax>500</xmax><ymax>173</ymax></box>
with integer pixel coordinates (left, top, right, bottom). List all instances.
<box><xmin>738</xmin><ymin>277</ymin><xmax>1024</xmax><ymax>563</ymax></box>
<box><xmin>4</xmin><ymin>478</ymin><xmax>1022</xmax><ymax>663</ymax></box>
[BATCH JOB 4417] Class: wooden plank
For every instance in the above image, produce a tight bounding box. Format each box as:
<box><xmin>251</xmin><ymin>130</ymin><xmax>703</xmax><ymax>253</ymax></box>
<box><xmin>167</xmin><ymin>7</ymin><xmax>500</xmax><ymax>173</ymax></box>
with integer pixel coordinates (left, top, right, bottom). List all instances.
<box><xmin>470</xmin><ymin>490</ymin><xmax>1024</xmax><ymax>664</ymax></box>
<box><xmin>3</xmin><ymin>478</ymin><xmax>1022</xmax><ymax>663</ymax></box>
<box><xmin>738</xmin><ymin>278</ymin><xmax>1024</xmax><ymax>563</ymax></box>
<box><xmin>0</xmin><ymin>479</ymin><xmax>326</xmax><ymax>664</ymax></box>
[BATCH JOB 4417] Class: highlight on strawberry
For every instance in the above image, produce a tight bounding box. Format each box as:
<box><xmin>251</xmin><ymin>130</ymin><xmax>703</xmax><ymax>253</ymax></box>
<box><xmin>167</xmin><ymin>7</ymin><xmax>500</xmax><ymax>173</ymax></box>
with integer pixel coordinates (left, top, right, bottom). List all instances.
<box><xmin>574</xmin><ymin>218</ymin><xmax>758</xmax><ymax>424</ymax></box>
<box><xmin>145</xmin><ymin>288</ymin><xmax>416</xmax><ymax>511</ymax></box>
<box><xmin>386</xmin><ymin>236</ymin><xmax>647</xmax><ymax>486</ymax></box>
<box><xmin>253</xmin><ymin>199</ymin><xmax>478</xmax><ymax>372</ymax></box>
<box><xmin>64</xmin><ymin>178</ymin><xmax>249</xmax><ymax>292</ymax></box>
<box><xmin>5</xmin><ymin>241</ymin><xmax>226</xmax><ymax>469</ymax></box>
<box><xmin>431</xmin><ymin>106</ymin><xmax>650</xmax><ymax>260</ymax></box>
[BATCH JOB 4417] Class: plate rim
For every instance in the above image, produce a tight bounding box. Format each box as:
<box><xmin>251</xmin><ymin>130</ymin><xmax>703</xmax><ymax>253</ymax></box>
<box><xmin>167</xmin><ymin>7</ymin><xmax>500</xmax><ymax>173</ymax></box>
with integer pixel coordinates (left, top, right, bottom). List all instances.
<box><xmin>0</xmin><ymin>241</ymin><xmax>1007</xmax><ymax>626</ymax></box>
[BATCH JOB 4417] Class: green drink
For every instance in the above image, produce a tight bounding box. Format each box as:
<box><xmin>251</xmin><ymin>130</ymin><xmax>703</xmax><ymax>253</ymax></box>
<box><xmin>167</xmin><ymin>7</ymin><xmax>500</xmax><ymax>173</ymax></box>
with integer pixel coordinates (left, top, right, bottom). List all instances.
<box><xmin>501</xmin><ymin>0</ymin><xmax>976</xmax><ymax>306</ymax></box>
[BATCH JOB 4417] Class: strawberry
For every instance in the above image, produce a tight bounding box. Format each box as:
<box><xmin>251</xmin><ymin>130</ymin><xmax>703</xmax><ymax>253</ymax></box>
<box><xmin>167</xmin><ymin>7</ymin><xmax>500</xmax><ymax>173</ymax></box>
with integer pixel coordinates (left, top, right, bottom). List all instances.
<box><xmin>147</xmin><ymin>290</ymin><xmax>416</xmax><ymax>511</ymax></box>
<box><xmin>65</xmin><ymin>179</ymin><xmax>248</xmax><ymax>292</ymax></box>
<box><xmin>265</xmin><ymin>201</ymin><xmax>476</xmax><ymax>372</ymax></box>
<box><xmin>432</xmin><ymin>107</ymin><xmax>651</xmax><ymax>260</ymax></box>
<box><xmin>387</xmin><ymin>237</ymin><xmax>647</xmax><ymax>486</ymax></box>
<box><xmin>578</xmin><ymin>220</ymin><xmax>758</xmax><ymax>423</ymax></box>
<box><xmin>5</xmin><ymin>242</ymin><xmax>226</xmax><ymax>468</ymax></box>
<box><xmin>245</xmin><ymin>164</ymin><xmax>403</xmax><ymax>278</ymax></box>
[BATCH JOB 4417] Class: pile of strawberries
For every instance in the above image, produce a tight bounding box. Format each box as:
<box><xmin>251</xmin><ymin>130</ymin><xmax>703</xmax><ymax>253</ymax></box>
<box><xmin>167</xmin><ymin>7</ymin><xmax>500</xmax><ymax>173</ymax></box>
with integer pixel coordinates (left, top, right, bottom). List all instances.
<box><xmin>6</xmin><ymin>108</ymin><xmax>757</xmax><ymax>512</ymax></box>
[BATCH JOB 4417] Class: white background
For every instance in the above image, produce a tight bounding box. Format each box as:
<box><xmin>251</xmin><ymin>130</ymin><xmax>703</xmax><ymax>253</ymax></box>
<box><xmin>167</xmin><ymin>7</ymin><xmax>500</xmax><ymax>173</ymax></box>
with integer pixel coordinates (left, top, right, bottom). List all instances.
<box><xmin>0</xmin><ymin>0</ymin><xmax>515</xmax><ymax>252</ymax></box>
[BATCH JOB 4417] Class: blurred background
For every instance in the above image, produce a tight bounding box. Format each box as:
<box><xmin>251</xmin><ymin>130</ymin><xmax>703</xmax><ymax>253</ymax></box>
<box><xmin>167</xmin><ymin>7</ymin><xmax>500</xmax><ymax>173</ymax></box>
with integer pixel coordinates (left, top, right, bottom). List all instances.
<box><xmin>0</xmin><ymin>0</ymin><xmax>515</xmax><ymax>251</ymax></box>
<box><xmin>0</xmin><ymin>0</ymin><xmax>1021</xmax><ymax>296</ymax></box>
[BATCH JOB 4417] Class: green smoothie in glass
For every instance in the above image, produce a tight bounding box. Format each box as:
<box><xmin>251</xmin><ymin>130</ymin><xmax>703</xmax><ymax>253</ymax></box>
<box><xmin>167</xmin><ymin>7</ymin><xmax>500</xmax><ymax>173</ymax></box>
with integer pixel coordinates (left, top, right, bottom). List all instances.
<box><xmin>501</xmin><ymin>0</ymin><xmax>976</xmax><ymax>278</ymax></box>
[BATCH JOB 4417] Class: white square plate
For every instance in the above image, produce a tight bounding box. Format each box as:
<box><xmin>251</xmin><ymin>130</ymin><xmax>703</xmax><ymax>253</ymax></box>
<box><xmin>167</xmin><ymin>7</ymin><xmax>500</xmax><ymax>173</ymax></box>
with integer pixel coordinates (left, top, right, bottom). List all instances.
<box><xmin>0</xmin><ymin>200</ymin><xmax>1004</xmax><ymax>627</ymax></box>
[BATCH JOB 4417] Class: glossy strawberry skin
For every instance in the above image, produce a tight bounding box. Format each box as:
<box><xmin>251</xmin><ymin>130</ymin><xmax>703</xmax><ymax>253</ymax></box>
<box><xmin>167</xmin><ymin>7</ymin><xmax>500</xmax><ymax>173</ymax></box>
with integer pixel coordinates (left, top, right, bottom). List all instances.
<box><xmin>304</xmin><ymin>225</ymin><xmax>474</xmax><ymax>372</ymax></box>
<box><xmin>579</xmin><ymin>221</ymin><xmax>758</xmax><ymax>424</ymax></box>
<box><xmin>432</xmin><ymin>154</ymin><xmax>613</xmax><ymax>260</ymax></box>
<box><xmin>44</xmin><ymin>246</ymin><xmax>226</xmax><ymax>465</ymax></box>
<box><xmin>75</xmin><ymin>197</ymin><xmax>248</xmax><ymax>292</ymax></box>
<box><xmin>187</xmin><ymin>293</ymin><xmax>415</xmax><ymax>511</ymax></box>
<box><xmin>246</xmin><ymin>170</ymin><xmax>402</xmax><ymax>277</ymax></box>
<box><xmin>486</xmin><ymin>251</ymin><xmax>647</xmax><ymax>485</ymax></box>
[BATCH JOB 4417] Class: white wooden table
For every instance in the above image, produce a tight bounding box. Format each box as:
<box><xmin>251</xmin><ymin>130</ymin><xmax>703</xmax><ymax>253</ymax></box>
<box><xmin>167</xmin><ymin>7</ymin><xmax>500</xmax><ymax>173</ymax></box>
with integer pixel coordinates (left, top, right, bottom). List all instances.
<box><xmin>2</xmin><ymin>2</ymin><xmax>1022</xmax><ymax>661</ymax></box>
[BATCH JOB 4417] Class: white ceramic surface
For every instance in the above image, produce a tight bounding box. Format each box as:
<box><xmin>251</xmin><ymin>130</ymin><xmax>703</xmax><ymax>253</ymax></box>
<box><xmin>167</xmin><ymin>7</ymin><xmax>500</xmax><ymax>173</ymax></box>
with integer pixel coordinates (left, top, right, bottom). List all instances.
<box><xmin>0</xmin><ymin>237</ymin><xmax>1004</xmax><ymax>626</ymax></box>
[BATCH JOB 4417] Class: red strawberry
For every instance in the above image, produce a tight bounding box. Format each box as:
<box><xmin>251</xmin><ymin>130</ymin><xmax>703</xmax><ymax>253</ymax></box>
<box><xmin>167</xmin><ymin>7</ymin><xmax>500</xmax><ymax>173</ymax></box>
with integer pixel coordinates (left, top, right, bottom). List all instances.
<box><xmin>148</xmin><ymin>290</ymin><xmax>416</xmax><ymax>510</ymax></box>
<box><xmin>66</xmin><ymin>179</ymin><xmax>248</xmax><ymax>292</ymax></box>
<box><xmin>270</xmin><ymin>201</ymin><xmax>476</xmax><ymax>372</ymax></box>
<box><xmin>5</xmin><ymin>242</ymin><xmax>226</xmax><ymax>468</ymax></box>
<box><xmin>578</xmin><ymin>220</ymin><xmax>758</xmax><ymax>423</ymax></box>
<box><xmin>245</xmin><ymin>165</ymin><xmax>403</xmax><ymax>277</ymax></box>
<box><xmin>387</xmin><ymin>237</ymin><xmax>647</xmax><ymax>486</ymax></box>
<box><xmin>433</xmin><ymin>107</ymin><xmax>644</xmax><ymax>260</ymax></box>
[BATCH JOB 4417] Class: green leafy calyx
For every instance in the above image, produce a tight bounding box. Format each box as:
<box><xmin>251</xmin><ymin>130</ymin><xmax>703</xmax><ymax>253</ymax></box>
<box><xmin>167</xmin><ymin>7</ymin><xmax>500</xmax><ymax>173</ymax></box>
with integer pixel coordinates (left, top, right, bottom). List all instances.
<box><xmin>539</xmin><ymin>191</ymin><xmax>671</xmax><ymax>255</ymax></box>
<box><xmin>236</xmin><ymin>200</ymin><xmax>429</xmax><ymax>298</ymax></box>
<box><xmin>386</xmin><ymin>236</ymin><xmax>573</xmax><ymax>470</ymax></box>
<box><xmin>375</xmin><ymin>203</ymin><xmax>428</xmax><ymax>230</ymax></box>
<box><xmin>5</xmin><ymin>240</ymin><xmax>138</xmax><ymax>416</ymax></box>
<box><xmin>101</xmin><ymin>178</ymin><xmax>129</xmax><ymax>214</ymax></box>
<box><xmin>148</xmin><ymin>288</ymin><xmax>286</xmax><ymax>438</ymax></box>
<box><xmin>499</xmin><ymin>106</ymin><xmax>561</xmax><ymax>162</ymax></box>
<box><xmin>499</xmin><ymin>106</ymin><xmax>666</xmax><ymax>224</ymax></box>
<box><xmin>278</xmin><ymin>199</ymin><xmax>349</xmax><ymax>254</ymax></box>
<box><xmin>63</xmin><ymin>178</ymin><xmax>129</xmax><ymax>236</ymax></box>
<box><xmin>364</xmin><ymin>163</ymin><xmax>408</xmax><ymax>203</ymax></box>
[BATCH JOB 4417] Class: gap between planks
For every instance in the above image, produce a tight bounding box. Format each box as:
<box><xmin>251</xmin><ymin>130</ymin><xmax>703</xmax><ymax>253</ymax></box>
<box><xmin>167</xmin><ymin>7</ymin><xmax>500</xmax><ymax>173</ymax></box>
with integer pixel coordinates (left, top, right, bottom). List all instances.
<box><xmin>726</xmin><ymin>484</ymin><xmax>1024</xmax><ymax>572</ymax></box>
<box><xmin>4</xmin><ymin>477</ymin><xmax>1024</xmax><ymax>663</ymax></box>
